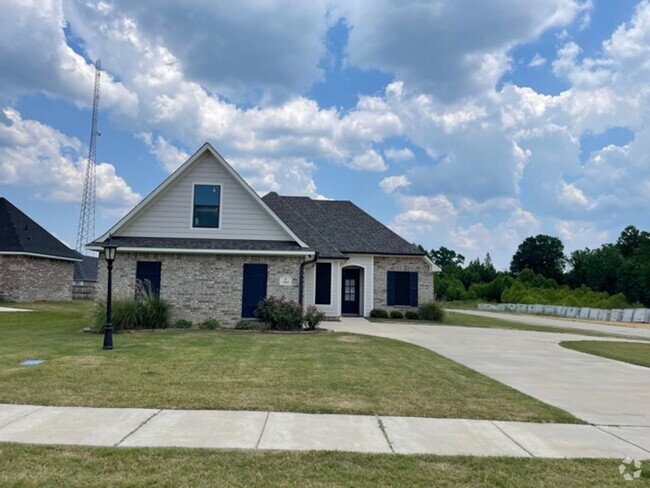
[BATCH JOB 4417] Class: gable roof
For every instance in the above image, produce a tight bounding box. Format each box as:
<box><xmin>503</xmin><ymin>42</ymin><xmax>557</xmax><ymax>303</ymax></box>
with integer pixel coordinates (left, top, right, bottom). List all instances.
<box><xmin>0</xmin><ymin>198</ymin><xmax>82</xmax><ymax>262</ymax></box>
<box><xmin>263</xmin><ymin>193</ymin><xmax>437</xmax><ymax>268</ymax></box>
<box><xmin>92</xmin><ymin>143</ymin><xmax>308</xmax><ymax>248</ymax></box>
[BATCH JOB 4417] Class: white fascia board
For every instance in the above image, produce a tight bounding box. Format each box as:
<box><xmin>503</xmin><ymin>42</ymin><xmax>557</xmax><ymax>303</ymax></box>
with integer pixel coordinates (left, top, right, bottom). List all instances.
<box><xmin>424</xmin><ymin>255</ymin><xmax>442</xmax><ymax>273</ymax></box>
<box><xmin>0</xmin><ymin>251</ymin><xmax>81</xmax><ymax>262</ymax></box>
<box><xmin>95</xmin><ymin>143</ymin><xmax>308</xmax><ymax>248</ymax></box>
<box><xmin>86</xmin><ymin>246</ymin><xmax>315</xmax><ymax>257</ymax></box>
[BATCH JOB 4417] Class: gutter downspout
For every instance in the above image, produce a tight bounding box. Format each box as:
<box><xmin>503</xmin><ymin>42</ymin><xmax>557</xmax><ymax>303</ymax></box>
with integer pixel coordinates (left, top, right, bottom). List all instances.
<box><xmin>299</xmin><ymin>252</ymin><xmax>319</xmax><ymax>306</ymax></box>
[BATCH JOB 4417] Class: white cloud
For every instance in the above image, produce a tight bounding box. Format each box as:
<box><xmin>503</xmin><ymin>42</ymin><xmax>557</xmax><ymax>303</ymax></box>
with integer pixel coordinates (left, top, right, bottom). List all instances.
<box><xmin>348</xmin><ymin>150</ymin><xmax>387</xmax><ymax>172</ymax></box>
<box><xmin>528</xmin><ymin>53</ymin><xmax>547</xmax><ymax>67</ymax></box>
<box><xmin>384</xmin><ymin>147</ymin><xmax>414</xmax><ymax>162</ymax></box>
<box><xmin>0</xmin><ymin>108</ymin><xmax>140</xmax><ymax>211</ymax></box>
<box><xmin>340</xmin><ymin>0</ymin><xmax>589</xmax><ymax>100</ymax></box>
<box><xmin>139</xmin><ymin>133</ymin><xmax>189</xmax><ymax>173</ymax></box>
<box><xmin>379</xmin><ymin>175</ymin><xmax>410</xmax><ymax>193</ymax></box>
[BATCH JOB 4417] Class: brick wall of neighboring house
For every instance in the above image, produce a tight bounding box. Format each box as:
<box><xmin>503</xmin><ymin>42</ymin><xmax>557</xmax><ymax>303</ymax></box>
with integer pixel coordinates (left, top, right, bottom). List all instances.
<box><xmin>0</xmin><ymin>255</ymin><xmax>74</xmax><ymax>302</ymax></box>
<box><xmin>96</xmin><ymin>252</ymin><xmax>304</xmax><ymax>324</ymax></box>
<box><xmin>373</xmin><ymin>256</ymin><xmax>434</xmax><ymax>311</ymax></box>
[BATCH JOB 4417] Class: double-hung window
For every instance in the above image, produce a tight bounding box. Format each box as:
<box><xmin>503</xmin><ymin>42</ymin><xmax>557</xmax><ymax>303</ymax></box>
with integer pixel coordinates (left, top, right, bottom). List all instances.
<box><xmin>193</xmin><ymin>184</ymin><xmax>221</xmax><ymax>228</ymax></box>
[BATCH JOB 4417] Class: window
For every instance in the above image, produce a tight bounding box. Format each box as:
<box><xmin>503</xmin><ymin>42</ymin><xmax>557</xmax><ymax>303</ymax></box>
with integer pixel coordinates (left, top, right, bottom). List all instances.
<box><xmin>315</xmin><ymin>262</ymin><xmax>332</xmax><ymax>305</ymax></box>
<box><xmin>193</xmin><ymin>184</ymin><xmax>221</xmax><ymax>228</ymax></box>
<box><xmin>387</xmin><ymin>271</ymin><xmax>418</xmax><ymax>307</ymax></box>
<box><xmin>136</xmin><ymin>261</ymin><xmax>161</xmax><ymax>298</ymax></box>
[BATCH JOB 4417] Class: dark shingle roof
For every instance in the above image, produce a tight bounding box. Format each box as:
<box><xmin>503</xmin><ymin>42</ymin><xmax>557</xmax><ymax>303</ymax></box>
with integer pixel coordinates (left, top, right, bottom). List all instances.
<box><xmin>0</xmin><ymin>198</ymin><xmax>81</xmax><ymax>261</ymax></box>
<box><xmin>74</xmin><ymin>255</ymin><xmax>99</xmax><ymax>281</ymax></box>
<box><xmin>88</xmin><ymin>236</ymin><xmax>306</xmax><ymax>253</ymax></box>
<box><xmin>262</xmin><ymin>193</ymin><xmax>424</xmax><ymax>258</ymax></box>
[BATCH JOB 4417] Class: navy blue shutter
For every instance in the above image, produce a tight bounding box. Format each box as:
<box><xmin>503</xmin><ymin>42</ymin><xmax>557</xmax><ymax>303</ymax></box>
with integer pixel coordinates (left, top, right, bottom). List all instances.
<box><xmin>409</xmin><ymin>272</ymin><xmax>418</xmax><ymax>307</ymax></box>
<box><xmin>315</xmin><ymin>263</ymin><xmax>332</xmax><ymax>305</ymax></box>
<box><xmin>387</xmin><ymin>271</ymin><xmax>395</xmax><ymax>306</ymax></box>
<box><xmin>242</xmin><ymin>264</ymin><xmax>268</xmax><ymax>318</ymax></box>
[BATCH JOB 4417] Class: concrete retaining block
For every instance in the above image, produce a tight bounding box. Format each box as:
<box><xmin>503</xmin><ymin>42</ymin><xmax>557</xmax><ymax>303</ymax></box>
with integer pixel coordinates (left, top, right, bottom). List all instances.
<box><xmin>579</xmin><ymin>308</ymin><xmax>591</xmax><ymax>320</ymax></box>
<box><xmin>564</xmin><ymin>307</ymin><xmax>580</xmax><ymax>318</ymax></box>
<box><xmin>497</xmin><ymin>304</ymin><xmax>507</xmax><ymax>311</ymax></box>
<box><xmin>610</xmin><ymin>309</ymin><xmax>623</xmax><ymax>322</ymax></box>
<box><xmin>632</xmin><ymin>308</ymin><xmax>649</xmax><ymax>323</ymax></box>
<box><xmin>621</xmin><ymin>309</ymin><xmax>635</xmax><ymax>322</ymax></box>
<box><xmin>543</xmin><ymin>305</ymin><xmax>557</xmax><ymax>315</ymax></box>
<box><xmin>588</xmin><ymin>308</ymin><xmax>600</xmax><ymax>321</ymax></box>
<box><xmin>597</xmin><ymin>309</ymin><xmax>610</xmax><ymax>322</ymax></box>
<box><xmin>515</xmin><ymin>304</ymin><xmax>527</xmax><ymax>313</ymax></box>
<box><xmin>531</xmin><ymin>304</ymin><xmax>544</xmax><ymax>314</ymax></box>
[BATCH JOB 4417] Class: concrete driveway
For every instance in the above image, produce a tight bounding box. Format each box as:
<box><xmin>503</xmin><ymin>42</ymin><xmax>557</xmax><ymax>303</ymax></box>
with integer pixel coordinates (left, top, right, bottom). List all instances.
<box><xmin>330</xmin><ymin>318</ymin><xmax>650</xmax><ymax>427</ymax></box>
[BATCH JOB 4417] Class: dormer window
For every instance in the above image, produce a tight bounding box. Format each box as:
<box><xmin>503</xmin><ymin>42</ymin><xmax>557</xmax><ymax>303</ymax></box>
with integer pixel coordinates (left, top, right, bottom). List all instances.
<box><xmin>193</xmin><ymin>184</ymin><xmax>221</xmax><ymax>228</ymax></box>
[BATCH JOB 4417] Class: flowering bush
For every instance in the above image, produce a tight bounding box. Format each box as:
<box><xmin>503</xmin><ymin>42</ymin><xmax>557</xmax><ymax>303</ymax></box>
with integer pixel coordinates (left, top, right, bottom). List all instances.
<box><xmin>255</xmin><ymin>296</ymin><xmax>303</xmax><ymax>330</ymax></box>
<box><xmin>304</xmin><ymin>305</ymin><xmax>326</xmax><ymax>330</ymax></box>
<box><xmin>255</xmin><ymin>297</ymin><xmax>326</xmax><ymax>331</ymax></box>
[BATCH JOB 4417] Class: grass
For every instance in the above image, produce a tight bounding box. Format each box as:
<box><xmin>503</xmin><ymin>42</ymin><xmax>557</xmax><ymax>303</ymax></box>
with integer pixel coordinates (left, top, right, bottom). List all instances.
<box><xmin>560</xmin><ymin>340</ymin><xmax>650</xmax><ymax>368</ymax></box>
<box><xmin>0</xmin><ymin>302</ymin><xmax>578</xmax><ymax>422</ymax></box>
<box><xmin>0</xmin><ymin>445</ymin><xmax>647</xmax><ymax>487</ymax></box>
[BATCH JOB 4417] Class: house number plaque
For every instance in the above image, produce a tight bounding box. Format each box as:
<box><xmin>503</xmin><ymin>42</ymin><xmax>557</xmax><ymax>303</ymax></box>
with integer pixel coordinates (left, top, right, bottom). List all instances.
<box><xmin>279</xmin><ymin>275</ymin><xmax>292</xmax><ymax>286</ymax></box>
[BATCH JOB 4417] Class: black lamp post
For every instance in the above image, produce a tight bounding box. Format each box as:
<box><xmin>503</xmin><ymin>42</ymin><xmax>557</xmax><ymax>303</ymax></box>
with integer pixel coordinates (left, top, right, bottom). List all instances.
<box><xmin>102</xmin><ymin>242</ymin><xmax>117</xmax><ymax>350</ymax></box>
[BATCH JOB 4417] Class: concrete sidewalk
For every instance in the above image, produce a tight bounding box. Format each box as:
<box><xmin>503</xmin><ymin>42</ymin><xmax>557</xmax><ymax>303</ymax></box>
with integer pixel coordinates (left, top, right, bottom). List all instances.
<box><xmin>1</xmin><ymin>404</ymin><xmax>649</xmax><ymax>458</ymax></box>
<box><xmin>449</xmin><ymin>309</ymin><xmax>650</xmax><ymax>339</ymax></box>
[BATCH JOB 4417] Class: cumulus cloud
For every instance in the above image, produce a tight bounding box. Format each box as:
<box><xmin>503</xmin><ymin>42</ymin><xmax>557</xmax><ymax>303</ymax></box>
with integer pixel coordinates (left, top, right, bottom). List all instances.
<box><xmin>0</xmin><ymin>108</ymin><xmax>140</xmax><ymax>210</ymax></box>
<box><xmin>348</xmin><ymin>149</ymin><xmax>387</xmax><ymax>172</ymax></box>
<box><xmin>139</xmin><ymin>133</ymin><xmax>189</xmax><ymax>173</ymax></box>
<box><xmin>384</xmin><ymin>147</ymin><xmax>415</xmax><ymax>162</ymax></box>
<box><xmin>379</xmin><ymin>175</ymin><xmax>410</xmax><ymax>193</ymax></box>
<box><xmin>340</xmin><ymin>0</ymin><xmax>590</xmax><ymax>100</ymax></box>
<box><xmin>528</xmin><ymin>53</ymin><xmax>547</xmax><ymax>67</ymax></box>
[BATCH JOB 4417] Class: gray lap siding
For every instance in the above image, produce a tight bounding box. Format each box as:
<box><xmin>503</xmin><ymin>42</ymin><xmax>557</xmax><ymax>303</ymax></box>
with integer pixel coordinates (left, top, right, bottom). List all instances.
<box><xmin>373</xmin><ymin>256</ymin><xmax>433</xmax><ymax>311</ymax></box>
<box><xmin>96</xmin><ymin>253</ymin><xmax>302</xmax><ymax>324</ymax></box>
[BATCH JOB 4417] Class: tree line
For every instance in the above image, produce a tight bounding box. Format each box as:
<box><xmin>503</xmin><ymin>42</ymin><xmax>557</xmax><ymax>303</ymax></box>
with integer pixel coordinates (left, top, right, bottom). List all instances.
<box><xmin>424</xmin><ymin>225</ymin><xmax>650</xmax><ymax>308</ymax></box>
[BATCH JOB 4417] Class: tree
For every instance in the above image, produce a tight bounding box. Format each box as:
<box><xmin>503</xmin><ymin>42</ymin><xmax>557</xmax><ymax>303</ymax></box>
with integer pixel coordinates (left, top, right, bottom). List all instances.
<box><xmin>567</xmin><ymin>245</ymin><xmax>623</xmax><ymax>295</ymax></box>
<box><xmin>430</xmin><ymin>246</ymin><xmax>465</xmax><ymax>268</ymax></box>
<box><xmin>616</xmin><ymin>225</ymin><xmax>647</xmax><ymax>258</ymax></box>
<box><xmin>510</xmin><ymin>235</ymin><xmax>565</xmax><ymax>282</ymax></box>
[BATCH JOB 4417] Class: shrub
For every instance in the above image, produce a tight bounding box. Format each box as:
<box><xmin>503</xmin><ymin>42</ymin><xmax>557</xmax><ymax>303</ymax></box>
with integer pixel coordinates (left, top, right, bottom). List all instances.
<box><xmin>235</xmin><ymin>320</ymin><xmax>259</xmax><ymax>330</ymax></box>
<box><xmin>173</xmin><ymin>319</ymin><xmax>193</xmax><ymax>329</ymax></box>
<box><xmin>92</xmin><ymin>296</ymin><xmax>170</xmax><ymax>331</ymax></box>
<box><xmin>255</xmin><ymin>296</ymin><xmax>303</xmax><ymax>330</ymax></box>
<box><xmin>389</xmin><ymin>310</ymin><xmax>404</xmax><ymax>319</ymax></box>
<box><xmin>370</xmin><ymin>308</ymin><xmax>389</xmax><ymax>318</ymax></box>
<box><xmin>405</xmin><ymin>310</ymin><xmax>419</xmax><ymax>320</ymax></box>
<box><xmin>419</xmin><ymin>301</ymin><xmax>445</xmax><ymax>322</ymax></box>
<box><xmin>304</xmin><ymin>305</ymin><xmax>326</xmax><ymax>330</ymax></box>
<box><xmin>198</xmin><ymin>319</ymin><xmax>221</xmax><ymax>330</ymax></box>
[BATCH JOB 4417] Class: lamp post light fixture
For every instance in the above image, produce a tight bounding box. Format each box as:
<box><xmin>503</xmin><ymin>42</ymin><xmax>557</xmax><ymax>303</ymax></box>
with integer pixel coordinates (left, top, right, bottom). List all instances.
<box><xmin>102</xmin><ymin>242</ymin><xmax>118</xmax><ymax>350</ymax></box>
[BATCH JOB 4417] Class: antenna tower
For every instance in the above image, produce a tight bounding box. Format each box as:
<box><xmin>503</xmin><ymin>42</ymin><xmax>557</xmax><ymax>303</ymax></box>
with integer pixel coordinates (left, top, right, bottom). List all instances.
<box><xmin>76</xmin><ymin>59</ymin><xmax>101</xmax><ymax>254</ymax></box>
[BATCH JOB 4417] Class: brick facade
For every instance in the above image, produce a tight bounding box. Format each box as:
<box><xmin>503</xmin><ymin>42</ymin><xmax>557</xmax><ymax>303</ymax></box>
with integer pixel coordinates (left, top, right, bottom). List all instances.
<box><xmin>373</xmin><ymin>256</ymin><xmax>433</xmax><ymax>311</ymax></box>
<box><xmin>96</xmin><ymin>252</ymin><xmax>303</xmax><ymax>324</ymax></box>
<box><xmin>0</xmin><ymin>255</ymin><xmax>74</xmax><ymax>302</ymax></box>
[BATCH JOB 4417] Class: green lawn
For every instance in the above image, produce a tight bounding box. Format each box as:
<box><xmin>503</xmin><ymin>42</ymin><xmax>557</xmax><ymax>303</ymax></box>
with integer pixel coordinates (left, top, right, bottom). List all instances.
<box><xmin>0</xmin><ymin>445</ymin><xmax>646</xmax><ymax>488</ymax></box>
<box><xmin>0</xmin><ymin>302</ymin><xmax>578</xmax><ymax>422</ymax></box>
<box><xmin>560</xmin><ymin>340</ymin><xmax>650</xmax><ymax>368</ymax></box>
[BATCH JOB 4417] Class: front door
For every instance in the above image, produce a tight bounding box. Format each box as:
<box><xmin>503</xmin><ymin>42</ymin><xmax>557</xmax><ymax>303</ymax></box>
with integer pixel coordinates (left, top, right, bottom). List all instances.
<box><xmin>242</xmin><ymin>263</ymin><xmax>268</xmax><ymax>318</ymax></box>
<box><xmin>341</xmin><ymin>268</ymin><xmax>360</xmax><ymax>315</ymax></box>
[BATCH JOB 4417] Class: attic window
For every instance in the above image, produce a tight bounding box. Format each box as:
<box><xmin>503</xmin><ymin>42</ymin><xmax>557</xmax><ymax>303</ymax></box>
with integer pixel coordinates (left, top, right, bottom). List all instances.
<box><xmin>193</xmin><ymin>184</ymin><xmax>221</xmax><ymax>228</ymax></box>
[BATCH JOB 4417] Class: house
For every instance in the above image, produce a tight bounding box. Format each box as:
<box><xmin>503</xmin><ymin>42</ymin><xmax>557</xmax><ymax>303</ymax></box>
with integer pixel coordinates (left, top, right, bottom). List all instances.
<box><xmin>0</xmin><ymin>197</ymin><xmax>82</xmax><ymax>302</ymax></box>
<box><xmin>72</xmin><ymin>255</ymin><xmax>98</xmax><ymax>299</ymax></box>
<box><xmin>88</xmin><ymin>144</ymin><xmax>439</xmax><ymax>323</ymax></box>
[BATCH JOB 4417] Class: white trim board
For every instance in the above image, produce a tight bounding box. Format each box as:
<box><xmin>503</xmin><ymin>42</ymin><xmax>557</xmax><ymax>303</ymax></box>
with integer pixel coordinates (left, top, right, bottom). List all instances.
<box><xmin>0</xmin><ymin>251</ymin><xmax>81</xmax><ymax>262</ymax></box>
<box><xmin>85</xmin><ymin>246</ymin><xmax>314</xmax><ymax>257</ymax></box>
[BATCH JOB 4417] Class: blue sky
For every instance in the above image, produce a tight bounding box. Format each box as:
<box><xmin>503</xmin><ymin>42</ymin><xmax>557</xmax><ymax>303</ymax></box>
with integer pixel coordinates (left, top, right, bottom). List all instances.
<box><xmin>1</xmin><ymin>0</ymin><xmax>649</xmax><ymax>269</ymax></box>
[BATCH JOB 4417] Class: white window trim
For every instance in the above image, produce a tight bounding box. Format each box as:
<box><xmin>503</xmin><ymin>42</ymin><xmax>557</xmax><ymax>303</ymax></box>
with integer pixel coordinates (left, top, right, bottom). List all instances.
<box><xmin>190</xmin><ymin>182</ymin><xmax>223</xmax><ymax>230</ymax></box>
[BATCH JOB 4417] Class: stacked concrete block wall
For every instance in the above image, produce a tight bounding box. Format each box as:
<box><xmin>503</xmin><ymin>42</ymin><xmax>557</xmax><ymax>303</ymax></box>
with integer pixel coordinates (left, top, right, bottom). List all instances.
<box><xmin>96</xmin><ymin>252</ymin><xmax>303</xmax><ymax>324</ymax></box>
<box><xmin>478</xmin><ymin>302</ymin><xmax>650</xmax><ymax>324</ymax></box>
<box><xmin>372</xmin><ymin>256</ymin><xmax>433</xmax><ymax>311</ymax></box>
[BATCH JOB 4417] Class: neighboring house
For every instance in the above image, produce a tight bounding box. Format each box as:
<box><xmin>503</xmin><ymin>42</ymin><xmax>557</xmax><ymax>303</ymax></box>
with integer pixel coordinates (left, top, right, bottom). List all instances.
<box><xmin>0</xmin><ymin>197</ymin><xmax>82</xmax><ymax>302</ymax></box>
<box><xmin>88</xmin><ymin>143</ymin><xmax>439</xmax><ymax>323</ymax></box>
<box><xmin>72</xmin><ymin>255</ymin><xmax>98</xmax><ymax>299</ymax></box>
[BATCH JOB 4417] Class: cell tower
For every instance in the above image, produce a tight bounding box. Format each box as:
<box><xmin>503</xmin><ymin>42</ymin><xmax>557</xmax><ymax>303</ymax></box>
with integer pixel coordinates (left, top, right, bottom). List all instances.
<box><xmin>76</xmin><ymin>59</ymin><xmax>101</xmax><ymax>254</ymax></box>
